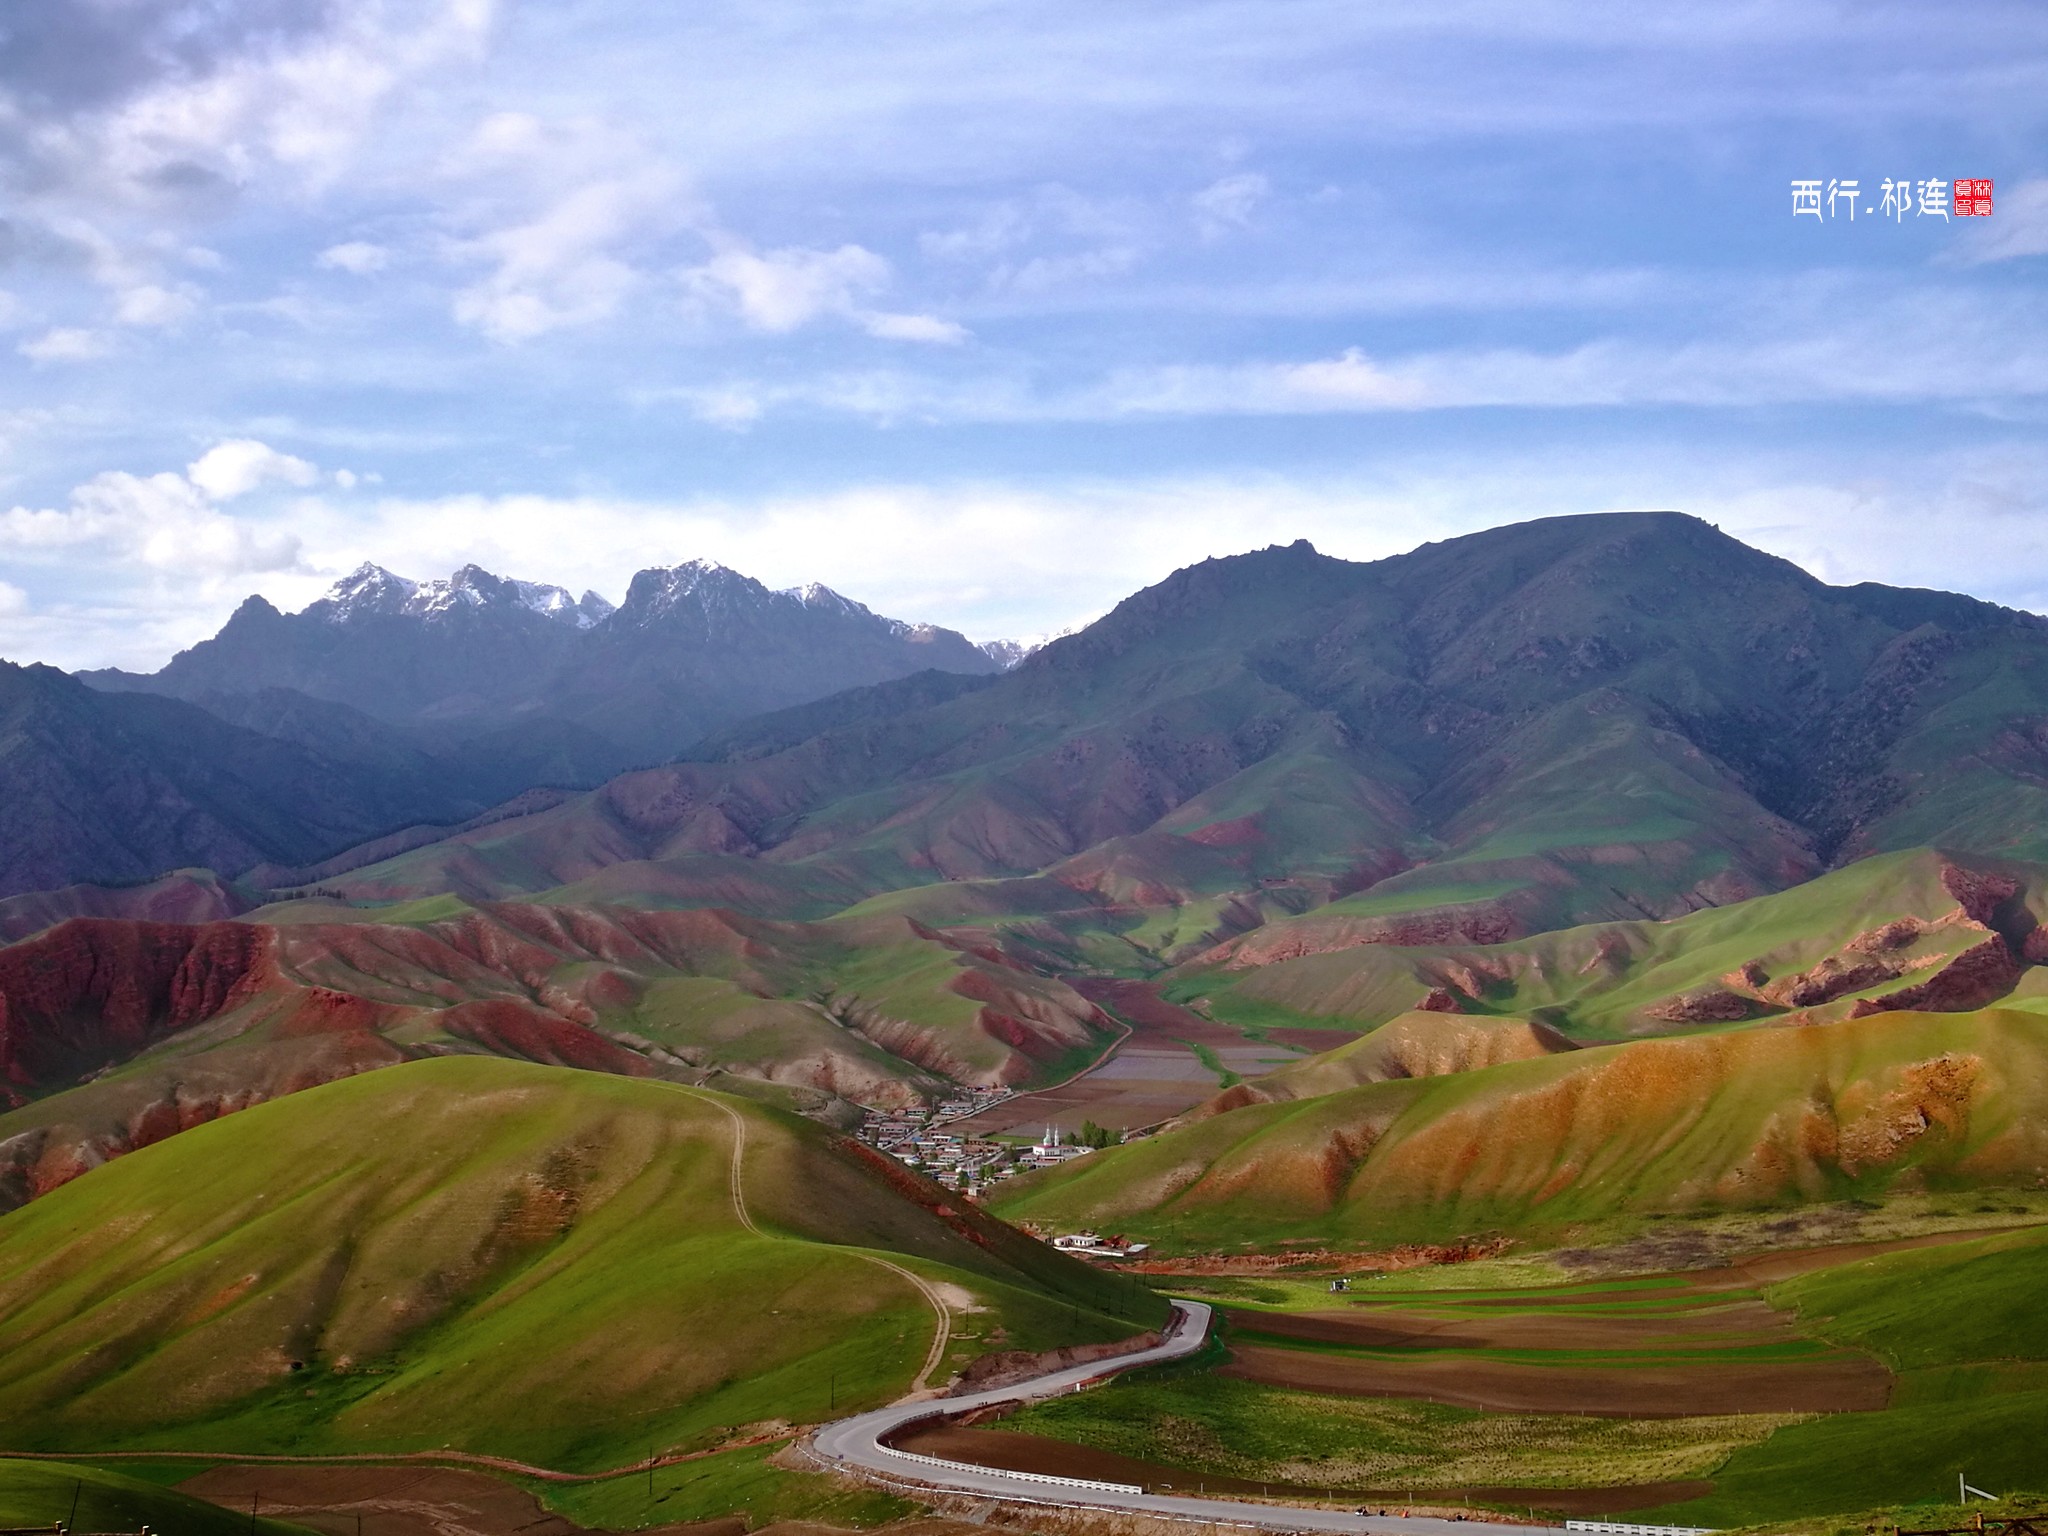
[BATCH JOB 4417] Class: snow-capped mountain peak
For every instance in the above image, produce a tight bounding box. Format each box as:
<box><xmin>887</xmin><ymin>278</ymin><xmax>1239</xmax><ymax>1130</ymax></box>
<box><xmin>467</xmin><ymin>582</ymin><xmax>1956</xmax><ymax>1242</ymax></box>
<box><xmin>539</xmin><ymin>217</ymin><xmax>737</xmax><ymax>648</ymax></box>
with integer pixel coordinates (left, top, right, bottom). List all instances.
<box><xmin>314</xmin><ymin>564</ymin><xmax>611</xmax><ymax>628</ymax></box>
<box><xmin>782</xmin><ymin>581</ymin><xmax>873</xmax><ymax>621</ymax></box>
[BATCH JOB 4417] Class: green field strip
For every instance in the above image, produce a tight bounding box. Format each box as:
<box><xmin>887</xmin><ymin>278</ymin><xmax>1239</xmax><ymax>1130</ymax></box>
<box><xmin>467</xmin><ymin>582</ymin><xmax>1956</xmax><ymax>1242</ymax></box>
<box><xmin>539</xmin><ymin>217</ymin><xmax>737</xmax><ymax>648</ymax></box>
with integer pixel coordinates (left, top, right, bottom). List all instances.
<box><xmin>1231</xmin><ymin>1335</ymin><xmax>1843</xmax><ymax>1367</ymax></box>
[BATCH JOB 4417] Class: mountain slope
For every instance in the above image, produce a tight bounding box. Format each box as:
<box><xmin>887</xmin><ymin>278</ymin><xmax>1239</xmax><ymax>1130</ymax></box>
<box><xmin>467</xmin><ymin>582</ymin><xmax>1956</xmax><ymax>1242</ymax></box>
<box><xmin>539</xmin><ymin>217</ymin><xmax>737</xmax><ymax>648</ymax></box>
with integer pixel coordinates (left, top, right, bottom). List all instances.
<box><xmin>0</xmin><ymin>1058</ymin><xmax>1164</xmax><ymax>1468</ymax></box>
<box><xmin>295</xmin><ymin>515</ymin><xmax>2048</xmax><ymax>946</ymax></box>
<box><xmin>0</xmin><ymin>901</ymin><xmax>1118</xmax><ymax>1204</ymax></box>
<box><xmin>1170</xmin><ymin>848</ymin><xmax>2045</xmax><ymax>1043</ymax></box>
<box><xmin>90</xmin><ymin>558</ymin><xmax>1003</xmax><ymax>771</ymax></box>
<box><xmin>0</xmin><ymin>662</ymin><xmax>487</xmax><ymax>899</ymax></box>
<box><xmin>991</xmin><ymin>1004</ymin><xmax>2048</xmax><ymax>1246</ymax></box>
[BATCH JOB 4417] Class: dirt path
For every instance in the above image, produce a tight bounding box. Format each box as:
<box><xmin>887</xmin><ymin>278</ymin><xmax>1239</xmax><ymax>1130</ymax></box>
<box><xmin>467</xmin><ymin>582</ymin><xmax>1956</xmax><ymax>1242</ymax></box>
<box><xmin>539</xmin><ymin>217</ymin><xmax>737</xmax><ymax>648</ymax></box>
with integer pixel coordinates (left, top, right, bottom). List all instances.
<box><xmin>668</xmin><ymin>1084</ymin><xmax>952</xmax><ymax>1396</ymax></box>
<box><xmin>857</xmin><ymin>1256</ymin><xmax>953</xmax><ymax>1393</ymax></box>
<box><xmin>665</xmin><ymin>1085</ymin><xmax>764</xmax><ymax>1238</ymax></box>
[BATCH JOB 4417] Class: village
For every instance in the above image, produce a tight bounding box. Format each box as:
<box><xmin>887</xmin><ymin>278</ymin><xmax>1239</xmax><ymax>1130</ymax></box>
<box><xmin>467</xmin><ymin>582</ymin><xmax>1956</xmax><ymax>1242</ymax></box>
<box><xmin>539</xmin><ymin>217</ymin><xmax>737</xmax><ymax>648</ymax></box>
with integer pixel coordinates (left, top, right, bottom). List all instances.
<box><xmin>853</xmin><ymin>1087</ymin><xmax>1088</xmax><ymax>1195</ymax></box>
<box><xmin>849</xmin><ymin>1090</ymin><xmax>1152</xmax><ymax>1257</ymax></box>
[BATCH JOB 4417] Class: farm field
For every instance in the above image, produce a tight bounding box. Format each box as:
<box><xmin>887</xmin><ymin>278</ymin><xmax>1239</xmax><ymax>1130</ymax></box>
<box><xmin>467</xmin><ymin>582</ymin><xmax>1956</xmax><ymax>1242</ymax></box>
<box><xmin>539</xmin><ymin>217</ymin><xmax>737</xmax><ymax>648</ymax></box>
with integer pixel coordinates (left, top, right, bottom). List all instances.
<box><xmin>958</xmin><ymin>1222</ymin><xmax>2048</xmax><ymax>1524</ymax></box>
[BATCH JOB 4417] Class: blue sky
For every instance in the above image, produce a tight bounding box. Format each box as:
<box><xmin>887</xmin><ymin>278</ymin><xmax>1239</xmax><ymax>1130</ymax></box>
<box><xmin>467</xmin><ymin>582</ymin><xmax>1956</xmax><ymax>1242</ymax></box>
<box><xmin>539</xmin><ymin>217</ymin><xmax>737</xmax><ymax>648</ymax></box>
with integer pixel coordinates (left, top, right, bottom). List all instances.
<box><xmin>1</xmin><ymin>0</ymin><xmax>2045</xmax><ymax>668</ymax></box>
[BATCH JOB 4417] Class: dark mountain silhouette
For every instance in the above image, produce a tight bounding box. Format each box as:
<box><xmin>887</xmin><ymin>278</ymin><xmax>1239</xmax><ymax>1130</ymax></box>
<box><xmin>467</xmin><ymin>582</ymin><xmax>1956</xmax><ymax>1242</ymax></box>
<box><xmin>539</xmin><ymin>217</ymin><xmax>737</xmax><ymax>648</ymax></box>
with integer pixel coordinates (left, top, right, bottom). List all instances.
<box><xmin>0</xmin><ymin>662</ymin><xmax>484</xmax><ymax>899</ymax></box>
<box><xmin>84</xmin><ymin>558</ymin><xmax>1001</xmax><ymax>769</ymax></box>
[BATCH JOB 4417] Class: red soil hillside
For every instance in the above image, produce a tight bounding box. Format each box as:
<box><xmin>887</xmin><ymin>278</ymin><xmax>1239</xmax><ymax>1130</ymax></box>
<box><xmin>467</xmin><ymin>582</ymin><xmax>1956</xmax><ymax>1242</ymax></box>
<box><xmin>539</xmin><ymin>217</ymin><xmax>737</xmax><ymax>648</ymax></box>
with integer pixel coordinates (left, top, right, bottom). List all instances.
<box><xmin>994</xmin><ymin>1003</ymin><xmax>2048</xmax><ymax>1243</ymax></box>
<box><xmin>0</xmin><ymin>902</ymin><xmax>1112</xmax><ymax>1207</ymax></box>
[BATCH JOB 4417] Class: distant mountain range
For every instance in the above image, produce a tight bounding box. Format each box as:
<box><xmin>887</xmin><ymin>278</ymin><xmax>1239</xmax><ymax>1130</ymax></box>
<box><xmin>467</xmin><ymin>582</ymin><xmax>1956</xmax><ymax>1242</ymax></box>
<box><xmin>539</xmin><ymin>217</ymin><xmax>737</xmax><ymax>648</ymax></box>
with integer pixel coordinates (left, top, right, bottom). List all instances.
<box><xmin>266</xmin><ymin>513</ymin><xmax>2048</xmax><ymax>946</ymax></box>
<box><xmin>12</xmin><ymin>513</ymin><xmax>2048</xmax><ymax>917</ymax></box>
<box><xmin>11</xmin><ymin>509</ymin><xmax>2048</xmax><ymax>1228</ymax></box>
<box><xmin>0</xmin><ymin>559</ymin><xmax>1019</xmax><ymax>898</ymax></box>
<box><xmin>85</xmin><ymin>558</ymin><xmax>1012</xmax><ymax>764</ymax></box>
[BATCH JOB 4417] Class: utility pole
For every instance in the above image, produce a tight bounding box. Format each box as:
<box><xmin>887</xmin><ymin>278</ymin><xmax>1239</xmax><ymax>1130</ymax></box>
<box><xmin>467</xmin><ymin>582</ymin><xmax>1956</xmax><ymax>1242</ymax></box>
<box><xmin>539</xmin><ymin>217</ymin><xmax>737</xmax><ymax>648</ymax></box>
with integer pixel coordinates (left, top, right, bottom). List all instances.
<box><xmin>66</xmin><ymin>1478</ymin><xmax>81</xmax><ymax>1536</ymax></box>
<box><xmin>250</xmin><ymin>1491</ymin><xmax>260</xmax><ymax>1536</ymax></box>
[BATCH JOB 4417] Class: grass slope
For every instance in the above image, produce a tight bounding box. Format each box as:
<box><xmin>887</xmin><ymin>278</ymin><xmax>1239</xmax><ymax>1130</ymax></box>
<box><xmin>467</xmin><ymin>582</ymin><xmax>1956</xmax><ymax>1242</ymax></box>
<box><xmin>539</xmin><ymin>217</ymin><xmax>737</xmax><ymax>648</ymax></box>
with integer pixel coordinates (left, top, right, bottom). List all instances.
<box><xmin>0</xmin><ymin>1058</ymin><xmax>1163</xmax><ymax>1471</ymax></box>
<box><xmin>0</xmin><ymin>1458</ymin><xmax>313</xmax><ymax>1536</ymax></box>
<box><xmin>994</xmin><ymin>1005</ymin><xmax>2048</xmax><ymax>1246</ymax></box>
<box><xmin>1171</xmin><ymin>848</ymin><xmax>2042</xmax><ymax>1043</ymax></box>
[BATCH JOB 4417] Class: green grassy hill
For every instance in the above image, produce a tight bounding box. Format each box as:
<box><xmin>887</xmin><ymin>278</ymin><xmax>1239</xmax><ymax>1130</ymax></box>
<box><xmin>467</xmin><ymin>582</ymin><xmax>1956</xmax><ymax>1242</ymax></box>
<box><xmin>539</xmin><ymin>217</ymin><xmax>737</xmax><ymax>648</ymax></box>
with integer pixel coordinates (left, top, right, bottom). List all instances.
<box><xmin>1168</xmin><ymin>848</ymin><xmax>2045</xmax><ymax>1044</ymax></box>
<box><xmin>0</xmin><ymin>1458</ymin><xmax>315</xmax><ymax>1536</ymax></box>
<box><xmin>1182</xmin><ymin>1010</ymin><xmax>1575</xmax><ymax>1119</ymax></box>
<box><xmin>993</xmin><ymin>1004</ymin><xmax>2048</xmax><ymax>1246</ymax></box>
<box><xmin>0</xmin><ymin>1058</ymin><xmax>1163</xmax><ymax>1470</ymax></box>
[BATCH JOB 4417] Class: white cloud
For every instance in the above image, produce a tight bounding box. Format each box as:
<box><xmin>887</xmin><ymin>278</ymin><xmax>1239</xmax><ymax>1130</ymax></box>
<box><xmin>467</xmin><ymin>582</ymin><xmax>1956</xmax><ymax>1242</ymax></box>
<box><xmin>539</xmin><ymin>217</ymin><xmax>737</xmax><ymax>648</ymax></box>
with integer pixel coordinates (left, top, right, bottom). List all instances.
<box><xmin>860</xmin><ymin>311</ymin><xmax>969</xmax><ymax>344</ymax></box>
<box><xmin>683</xmin><ymin>243</ymin><xmax>887</xmax><ymax>332</ymax></box>
<box><xmin>0</xmin><ymin>444</ymin><xmax>317</xmax><ymax>611</ymax></box>
<box><xmin>318</xmin><ymin>241</ymin><xmax>392</xmax><ymax>274</ymax></box>
<box><xmin>920</xmin><ymin>205</ymin><xmax>1031</xmax><ymax>262</ymax></box>
<box><xmin>82</xmin><ymin>0</ymin><xmax>495</xmax><ymax>199</ymax></box>
<box><xmin>1002</xmin><ymin>245</ymin><xmax>1140</xmax><ymax>294</ymax></box>
<box><xmin>114</xmin><ymin>283</ymin><xmax>200</xmax><ymax>328</ymax></box>
<box><xmin>19</xmin><ymin>328</ymin><xmax>113</xmax><ymax>363</ymax></box>
<box><xmin>680</xmin><ymin>240</ymin><xmax>967</xmax><ymax>343</ymax></box>
<box><xmin>446</xmin><ymin>113</ymin><xmax>688</xmax><ymax>342</ymax></box>
<box><xmin>1192</xmin><ymin>171</ymin><xmax>1269</xmax><ymax>237</ymax></box>
<box><xmin>188</xmin><ymin>440</ymin><xmax>321</xmax><ymax>500</ymax></box>
<box><xmin>679</xmin><ymin>386</ymin><xmax>767</xmax><ymax>430</ymax></box>
<box><xmin>0</xmin><ymin>582</ymin><xmax>27</xmax><ymax>618</ymax></box>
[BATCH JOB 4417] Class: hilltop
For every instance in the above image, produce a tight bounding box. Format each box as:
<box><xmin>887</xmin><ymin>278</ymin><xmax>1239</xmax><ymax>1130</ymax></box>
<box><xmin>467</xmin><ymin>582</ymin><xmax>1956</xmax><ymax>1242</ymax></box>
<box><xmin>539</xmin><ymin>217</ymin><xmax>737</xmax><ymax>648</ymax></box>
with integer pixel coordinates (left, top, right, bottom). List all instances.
<box><xmin>0</xmin><ymin>1057</ymin><xmax>1164</xmax><ymax>1469</ymax></box>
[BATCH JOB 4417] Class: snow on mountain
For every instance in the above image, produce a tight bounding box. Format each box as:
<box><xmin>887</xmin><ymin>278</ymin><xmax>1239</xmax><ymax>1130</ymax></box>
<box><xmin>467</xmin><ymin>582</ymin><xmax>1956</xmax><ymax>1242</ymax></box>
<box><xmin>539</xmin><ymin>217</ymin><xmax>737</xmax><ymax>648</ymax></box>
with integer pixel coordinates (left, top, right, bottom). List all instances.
<box><xmin>311</xmin><ymin>558</ymin><xmax>981</xmax><ymax>654</ymax></box>
<box><xmin>976</xmin><ymin>639</ymin><xmax>1034</xmax><ymax>669</ymax></box>
<box><xmin>316</xmin><ymin>563</ymin><xmax>611</xmax><ymax>628</ymax></box>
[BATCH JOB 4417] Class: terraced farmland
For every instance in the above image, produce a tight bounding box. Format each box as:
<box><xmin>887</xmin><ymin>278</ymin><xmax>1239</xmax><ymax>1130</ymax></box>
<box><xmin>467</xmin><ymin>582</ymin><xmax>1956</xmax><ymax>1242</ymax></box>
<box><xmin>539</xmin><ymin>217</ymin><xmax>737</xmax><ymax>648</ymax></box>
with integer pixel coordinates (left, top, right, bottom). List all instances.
<box><xmin>951</xmin><ymin>1225</ymin><xmax>2048</xmax><ymax>1523</ymax></box>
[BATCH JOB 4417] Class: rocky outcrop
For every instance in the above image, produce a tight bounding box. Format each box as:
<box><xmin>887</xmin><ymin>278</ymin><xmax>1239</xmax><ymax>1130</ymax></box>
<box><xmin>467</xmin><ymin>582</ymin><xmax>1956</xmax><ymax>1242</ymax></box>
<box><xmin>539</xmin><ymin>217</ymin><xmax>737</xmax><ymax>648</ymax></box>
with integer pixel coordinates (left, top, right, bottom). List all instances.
<box><xmin>1207</xmin><ymin>901</ymin><xmax>1520</xmax><ymax>970</ymax></box>
<box><xmin>0</xmin><ymin>918</ymin><xmax>275</xmax><ymax>1091</ymax></box>
<box><xmin>1850</xmin><ymin>935</ymin><xmax>2025</xmax><ymax>1017</ymax></box>
<box><xmin>1644</xmin><ymin>989</ymin><xmax>1761</xmax><ymax>1024</ymax></box>
<box><xmin>1940</xmin><ymin>863</ymin><xmax>2020</xmax><ymax>927</ymax></box>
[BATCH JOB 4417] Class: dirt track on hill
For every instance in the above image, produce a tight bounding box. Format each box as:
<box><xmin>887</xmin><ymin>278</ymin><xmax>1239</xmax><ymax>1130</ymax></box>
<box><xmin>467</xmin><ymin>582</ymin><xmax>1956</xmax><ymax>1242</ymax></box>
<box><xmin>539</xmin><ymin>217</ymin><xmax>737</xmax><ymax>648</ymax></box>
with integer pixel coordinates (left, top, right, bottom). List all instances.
<box><xmin>891</xmin><ymin>1425</ymin><xmax>1710</xmax><ymax>1515</ymax></box>
<box><xmin>1220</xmin><ymin>1342</ymin><xmax>1889</xmax><ymax>1416</ymax></box>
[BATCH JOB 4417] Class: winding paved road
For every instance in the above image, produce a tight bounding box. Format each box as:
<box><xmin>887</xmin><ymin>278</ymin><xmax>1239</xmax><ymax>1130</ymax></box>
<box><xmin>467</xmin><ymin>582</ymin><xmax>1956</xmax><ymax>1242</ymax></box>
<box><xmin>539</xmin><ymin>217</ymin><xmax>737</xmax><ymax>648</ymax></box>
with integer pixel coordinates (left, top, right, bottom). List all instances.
<box><xmin>808</xmin><ymin>1298</ymin><xmax>1567</xmax><ymax>1536</ymax></box>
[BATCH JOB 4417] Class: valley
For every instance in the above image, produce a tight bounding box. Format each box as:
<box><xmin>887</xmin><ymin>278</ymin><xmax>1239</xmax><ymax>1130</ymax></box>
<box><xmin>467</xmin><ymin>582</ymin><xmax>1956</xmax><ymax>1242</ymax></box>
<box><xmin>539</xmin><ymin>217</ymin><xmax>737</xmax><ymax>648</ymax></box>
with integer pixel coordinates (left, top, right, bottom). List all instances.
<box><xmin>7</xmin><ymin>516</ymin><xmax>2048</xmax><ymax>1533</ymax></box>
